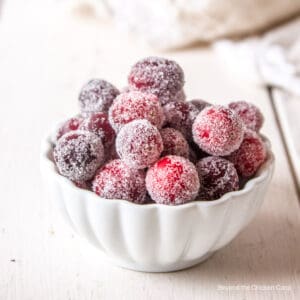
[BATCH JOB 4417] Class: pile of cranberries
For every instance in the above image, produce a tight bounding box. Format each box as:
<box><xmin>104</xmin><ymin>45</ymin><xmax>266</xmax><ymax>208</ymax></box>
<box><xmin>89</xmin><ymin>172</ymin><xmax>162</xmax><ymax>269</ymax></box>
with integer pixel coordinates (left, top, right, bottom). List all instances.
<box><xmin>53</xmin><ymin>57</ymin><xmax>267</xmax><ymax>205</ymax></box>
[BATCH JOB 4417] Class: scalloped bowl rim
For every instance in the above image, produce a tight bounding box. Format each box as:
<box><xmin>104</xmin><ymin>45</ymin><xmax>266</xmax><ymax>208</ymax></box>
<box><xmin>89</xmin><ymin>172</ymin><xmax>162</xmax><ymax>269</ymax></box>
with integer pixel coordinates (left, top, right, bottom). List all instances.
<box><xmin>40</xmin><ymin>124</ymin><xmax>275</xmax><ymax>210</ymax></box>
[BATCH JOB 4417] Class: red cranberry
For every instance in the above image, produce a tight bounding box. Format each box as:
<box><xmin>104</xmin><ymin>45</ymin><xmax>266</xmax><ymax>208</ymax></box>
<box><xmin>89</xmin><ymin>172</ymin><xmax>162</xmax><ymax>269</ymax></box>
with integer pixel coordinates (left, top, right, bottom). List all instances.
<box><xmin>79</xmin><ymin>79</ymin><xmax>119</xmax><ymax>114</ymax></box>
<box><xmin>53</xmin><ymin>131</ymin><xmax>104</xmax><ymax>181</ymax></box>
<box><xmin>192</xmin><ymin>105</ymin><xmax>244</xmax><ymax>156</ymax></box>
<box><xmin>226</xmin><ymin>129</ymin><xmax>267</xmax><ymax>177</ymax></box>
<box><xmin>105</xmin><ymin>143</ymin><xmax>119</xmax><ymax>162</ymax></box>
<box><xmin>80</xmin><ymin>112</ymin><xmax>115</xmax><ymax>150</ymax></box>
<box><xmin>229</xmin><ymin>101</ymin><xmax>264</xmax><ymax>132</ymax></box>
<box><xmin>146</xmin><ymin>155</ymin><xmax>200</xmax><ymax>205</ymax></box>
<box><xmin>116</xmin><ymin>120</ymin><xmax>163</xmax><ymax>169</ymax></box>
<box><xmin>173</xmin><ymin>89</ymin><xmax>186</xmax><ymax>102</ymax></box>
<box><xmin>160</xmin><ymin>128</ymin><xmax>189</xmax><ymax>158</ymax></box>
<box><xmin>92</xmin><ymin>159</ymin><xmax>146</xmax><ymax>204</ymax></box>
<box><xmin>73</xmin><ymin>180</ymin><xmax>89</xmax><ymax>189</ymax></box>
<box><xmin>56</xmin><ymin>117</ymin><xmax>83</xmax><ymax>140</ymax></box>
<box><xmin>163</xmin><ymin>101</ymin><xmax>199</xmax><ymax>141</ymax></box>
<box><xmin>109</xmin><ymin>91</ymin><xmax>164</xmax><ymax>132</ymax></box>
<box><xmin>128</xmin><ymin>57</ymin><xmax>184</xmax><ymax>105</ymax></box>
<box><xmin>196</xmin><ymin>156</ymin><xmax>239</xmax><ymax>200</ymax></box>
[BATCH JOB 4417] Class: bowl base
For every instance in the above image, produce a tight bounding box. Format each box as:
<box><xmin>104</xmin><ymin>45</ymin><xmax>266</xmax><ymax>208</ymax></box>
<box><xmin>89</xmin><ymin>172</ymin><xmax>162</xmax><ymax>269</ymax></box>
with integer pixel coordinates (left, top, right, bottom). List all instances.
<box><xmin>110</xmin><ymin>252</ymin><xmax>215</xmax><ymax>273</ymax></box>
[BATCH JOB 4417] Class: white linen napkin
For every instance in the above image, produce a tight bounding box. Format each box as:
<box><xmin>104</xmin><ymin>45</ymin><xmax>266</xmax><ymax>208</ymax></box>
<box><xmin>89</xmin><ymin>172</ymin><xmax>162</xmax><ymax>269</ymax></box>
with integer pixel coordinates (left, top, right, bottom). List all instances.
<box><xmin>214</xmin><ymin>18</ymin><xmax>300</xmax><ymax>96</ymax></box>
<box><xmin>72</xmin><ymin>0</ymin><xmax>300</xmax><ymax>50</ymax></box>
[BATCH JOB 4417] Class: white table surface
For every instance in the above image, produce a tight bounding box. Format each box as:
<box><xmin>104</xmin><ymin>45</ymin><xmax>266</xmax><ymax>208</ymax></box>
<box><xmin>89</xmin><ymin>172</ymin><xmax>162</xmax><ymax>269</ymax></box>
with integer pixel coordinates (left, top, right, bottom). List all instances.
<box><xmin>0</xmin><ymin>2</ymin><xmax>299</xmax><ymax>300</ymax></box>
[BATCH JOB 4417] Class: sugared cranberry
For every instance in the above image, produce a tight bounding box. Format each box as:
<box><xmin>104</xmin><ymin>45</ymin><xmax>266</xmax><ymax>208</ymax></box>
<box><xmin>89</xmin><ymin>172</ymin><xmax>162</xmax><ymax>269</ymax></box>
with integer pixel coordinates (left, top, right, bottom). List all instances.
<box><xmin>56</xmin><ymin>117</ymin><xmax>83</xmax><ymax>140</ymax></box>
<box><xmin>173</xmin><ymin>89</ymin><xmax>186</xmax><ymax>102</ymax></box>
<box><xmin>226</xmin><ymin>129</ymin><xmax>267</xmax><ymax>177</ymax></box>
<box><xmin>192</xmin><ymin>105</ymin><xmax>244</xmax><ymax>156</ymax></box>
<box><xmin>163</xmin><ymin>101</ymin><xmax>199</xmax><ymax>141</ymax></box>
<box><xmin>79</xmin><ymin>79</ymin><xmax>119</xmax><ymax>114</ymax></box>
<box><xmin>116</xmin><ymin>120</ymin><xmax>163</xmax><ymax>169</ymax></box>
<box><xmin>54</xmin><ymin>131</ymin><xmax>104</xmax><ymax>181</ymax></box>
<box><xmin>73</xmin><ymin>180</ymin><xmax>89</xmax><ymax>189</ymax></box>
<box><xmin>128</xmin><ymin>57</ymin><xmax>184</xmax><ymax>105</ymax></box>
<box><xmin>196</xmin><ymin>157</ymin><xmax>239</xmax><ymax>200</ymax></box>
<box><xmin>160</xmin><ymin>128</ymin><xmax>189</xmax><ymax>158</ymax></box>
<box><xmin>229</xmin><ymin>101</ymin><xmax>264</xmax><ymax>132</ymax></box>
<box><xmin>92</xmin><ymin>159</ymin><xmax>146</xmax><ymax>204</ymax></box>
<box><xmin>109</xmin><ymin>91</ymin><xmax>164</xmax><ymax>132</ymax></box>
<box><xmin>146</xmin><ymin>155</ymin><xmax>200</xmax><ymax>205</ymax></box>
<box><xmin>190</xmin><ymin>99</ymin><xmax>211</xmax><ymax>112</ymax></box>
<box><xmin>79</xmin><ymin>112</ymin><xmax>115</xmax><ymax>149</ymax></box>
<box><xmin>105</xmin><ymin>143</ymin><xmax>119</xmax><ymax>162</ymax></box>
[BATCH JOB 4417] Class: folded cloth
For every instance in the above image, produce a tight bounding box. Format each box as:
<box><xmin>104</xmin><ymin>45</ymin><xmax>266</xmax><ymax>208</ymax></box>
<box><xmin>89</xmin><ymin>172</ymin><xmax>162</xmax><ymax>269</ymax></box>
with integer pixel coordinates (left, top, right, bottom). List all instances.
<box><xmin>73</xmin><ymin>0</ymin><xmax>300</xmax><ymax>50</ymax></box>
<box><xmin>214</xmin><ymin>18</ymin><xmax>300</xmax><ymax>96</ymax></box>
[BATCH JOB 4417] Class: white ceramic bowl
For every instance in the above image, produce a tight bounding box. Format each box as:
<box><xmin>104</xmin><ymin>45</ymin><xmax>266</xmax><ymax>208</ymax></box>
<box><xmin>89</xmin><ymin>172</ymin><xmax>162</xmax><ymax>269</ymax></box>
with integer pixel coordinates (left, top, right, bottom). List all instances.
<box><xmin>40</xmin><ymin>127</ymin><xmax>274</xmax><ymax>273</ymax></box>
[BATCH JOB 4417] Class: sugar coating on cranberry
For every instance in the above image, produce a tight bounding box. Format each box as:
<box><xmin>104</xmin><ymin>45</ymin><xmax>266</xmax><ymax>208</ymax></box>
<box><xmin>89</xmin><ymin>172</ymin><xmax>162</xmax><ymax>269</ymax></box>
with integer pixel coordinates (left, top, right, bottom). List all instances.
<box><xmin>109</xmin><ymin>91</ymin><xmax>164</xmax><ymax>132</ymax></box>
<box><xmin>229</xmin><ymin>101</ymin><xmax>264</xmax><ymax>132</ymax></box>
<box><xmin>116</xmin><ymin>120</ymin><xmax>163</xmax><ymax>169</ymax></box>
<box><xmin>79</xmin><ymin>112</ymin><xmax>115</xmax><ymax>149</ymax></box>
<box><xmin>126</xmin><ymin>71</ymin><xmax>185</xmax><ymax>104</ymax></box>
<box><xmin>105</xmin><ymin>143</ymin><xmax>119</xmax><ymax>162</ymax></box>
<box><xmin>190</xmin><ymin>99</ymin><xmax>211</xmax><ymax>112</ymax></box>
<box><xmin>54</xmin><ymin>131</ymin><xmax>104</xmax><ymax>181</ymax></box>
<box><xmin>92</xmin><ymin>159</ymin><xmax>146</xmax><ymax>204</ymax></box>
<box><xmin>196</xmin><ymin>156</ymin><xmax>239</xmax><ymax>200</ymax></box>
<box><xmin>128</xmin><ymin>57</ymin><xmax>184</xmax><ymax>105</ymax></box>
<box><xmin>56</xmin><ymin>117</ymin><xmax>83</xmax><ymax>140</ymax></box>
<box><xmin>163</xmin><ymin>101</ymin><xmax>199</xmax><ymax>141</ymax></box>
<box><xmin>146</xmin><ymin>155</ymin><xmax>200</xmax><ymax>205</ymax></box>
<box><xmin>226</xmin><ymin>129</ymin><xmax>267</xmax><ymax>177</ymax></box>
<box><xmin>79</xmin><ymin>79</ymin><xmax>119</xmax><ymax>114</ymax></box>
<box><xmin>192</xmin><ymin>105</ymin><xmax>244</xmax><ymax>156</ymax></box>
<box><xmin>160</xmin><ymin>128</ymin><xmax>189</xmax><ymax>158</ymax></box>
